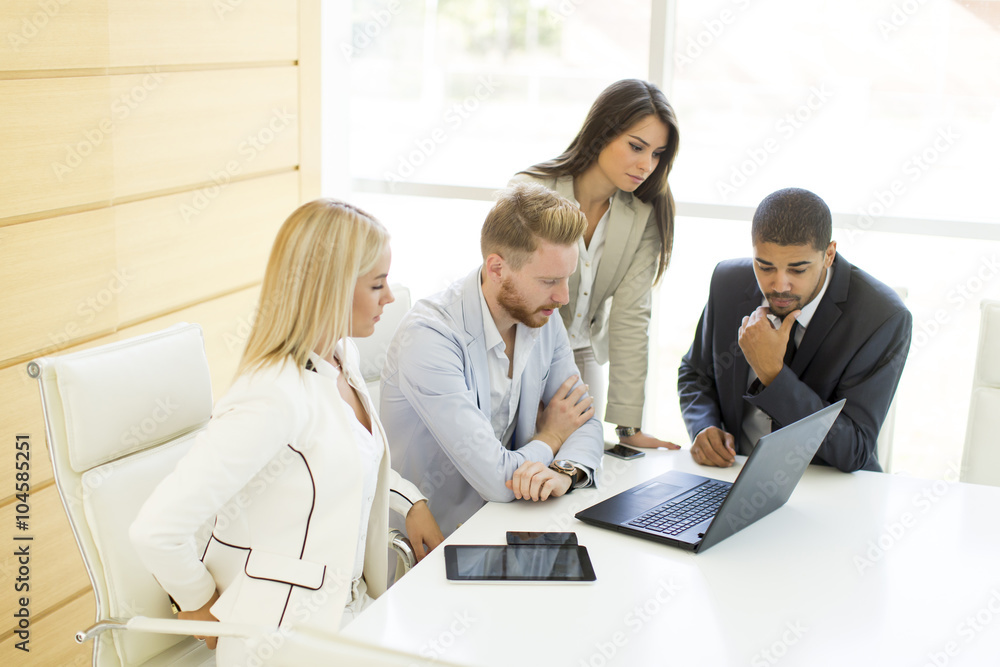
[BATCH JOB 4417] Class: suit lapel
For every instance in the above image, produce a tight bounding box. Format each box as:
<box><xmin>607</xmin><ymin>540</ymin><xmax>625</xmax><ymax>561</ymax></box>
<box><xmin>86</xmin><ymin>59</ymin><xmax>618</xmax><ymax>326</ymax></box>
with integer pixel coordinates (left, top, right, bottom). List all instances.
<box><xmin>790</xmin><ymin>254</ymin><xmax>848</xmax><ymax>375</ymax></box>
<box><xmin>462</xmin><ymin>268</ymin><xmax>492</xmax><ymax>414</ymax></box>
<box><xmin>730</xmin><ymin>280</ymin><xmax>761</xmax><ymax>425</ymax></box>
<box><xmin>552</xmin><ymin>177</ymin><xmax>583</xmax><ymax>312</ymax></box>
<box><xmin>552</xmin><ymin>175</ymin><xmax>642</xmax><ymax>319</ymax></box>
<box><xmin>590</xmin><ymin>194</ymin><xmax>639</xmax><ymax>313</ymax></box>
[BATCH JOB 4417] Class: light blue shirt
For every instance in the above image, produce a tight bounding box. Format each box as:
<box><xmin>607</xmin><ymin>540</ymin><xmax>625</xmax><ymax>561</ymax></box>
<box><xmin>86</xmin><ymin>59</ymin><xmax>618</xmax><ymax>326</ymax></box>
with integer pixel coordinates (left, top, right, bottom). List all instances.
<box><xmin>380</xmin><ymin>268</ymin><xmax>604</xmax><ymax>536</ymax></box>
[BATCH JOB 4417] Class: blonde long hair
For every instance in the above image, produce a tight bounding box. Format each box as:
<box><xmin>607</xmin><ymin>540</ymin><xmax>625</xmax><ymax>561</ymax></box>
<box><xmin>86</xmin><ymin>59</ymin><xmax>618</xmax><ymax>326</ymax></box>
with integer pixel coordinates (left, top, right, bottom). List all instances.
<box><xmin>237</xmin><ymin>199</ymin><xmax>389</xmax><ymax>376</ymax></box>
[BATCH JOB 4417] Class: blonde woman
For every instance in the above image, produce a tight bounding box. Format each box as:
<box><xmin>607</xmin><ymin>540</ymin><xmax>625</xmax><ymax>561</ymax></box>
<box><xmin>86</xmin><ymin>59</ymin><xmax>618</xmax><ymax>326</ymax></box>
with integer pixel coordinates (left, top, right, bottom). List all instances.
<box><xmin>512</xmin><ymin>78</ymin><xmax>681</xmax><ymax>450</ymax></box>
<box><xmin>130</xmin><ymin>199</ymin><xmax>443</xmax><ymax>664</ymax></box>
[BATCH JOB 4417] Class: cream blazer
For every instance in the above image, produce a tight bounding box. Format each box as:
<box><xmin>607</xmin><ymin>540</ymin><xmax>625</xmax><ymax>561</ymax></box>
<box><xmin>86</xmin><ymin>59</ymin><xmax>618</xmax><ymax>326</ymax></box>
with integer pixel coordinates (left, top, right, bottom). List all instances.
<box><xmin>130</xmin><ymin>339</ymin><xmax>424</xmax><ymax>639</ymax></box>
<box><xmin>510</xmin><ymin>173</ymin><xmax>660</xmax><ymax>427</ymax></box>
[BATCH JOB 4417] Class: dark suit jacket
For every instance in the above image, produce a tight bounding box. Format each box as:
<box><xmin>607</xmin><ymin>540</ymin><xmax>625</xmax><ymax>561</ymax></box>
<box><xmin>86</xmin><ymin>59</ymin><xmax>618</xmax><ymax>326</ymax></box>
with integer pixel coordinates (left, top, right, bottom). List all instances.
<box><xmin>677</xmin><ymin>253</ymin><xmax>912</xmax><ymax>472</ymax></box>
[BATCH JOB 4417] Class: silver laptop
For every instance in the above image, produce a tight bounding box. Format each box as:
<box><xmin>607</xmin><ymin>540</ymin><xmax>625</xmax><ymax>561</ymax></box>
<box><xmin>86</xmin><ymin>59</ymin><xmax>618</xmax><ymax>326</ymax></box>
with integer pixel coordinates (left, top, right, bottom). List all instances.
<box><xmin>575</xmin><ymin>400</ymin><xmax>845</xmax><ymax>553</ymax></box>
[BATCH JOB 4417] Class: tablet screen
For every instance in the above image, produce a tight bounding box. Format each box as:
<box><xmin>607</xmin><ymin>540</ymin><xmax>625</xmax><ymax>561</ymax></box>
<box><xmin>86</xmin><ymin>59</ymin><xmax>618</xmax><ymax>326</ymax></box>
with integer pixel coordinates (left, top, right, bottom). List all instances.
<box><xmin>444</xmin><ymin>544</ymin><xmax>596</xmax><ymax>582</ymax></box>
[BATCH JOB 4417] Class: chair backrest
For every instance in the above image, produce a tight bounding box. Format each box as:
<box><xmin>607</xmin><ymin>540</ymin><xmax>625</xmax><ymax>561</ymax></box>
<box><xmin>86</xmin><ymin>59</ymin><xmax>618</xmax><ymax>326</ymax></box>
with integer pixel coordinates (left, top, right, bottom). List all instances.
<box><xmin>30</xmin><ymin>323</ymin><xmax>215</xmax><ymax>666</ymax></box>
<box><xmin>352</xmin><ymin>284</ymin><xmax>411</xmax><ymax>406</ymax></box>
<box><xmin>962</xmin><ymin>299</ymin><xmax>1000</xmax><ymax>486</ymax></box>
<box><xmin>876</xmin><ymin>286</ymin><xmax>908</xmax><ymax>473</ymax></box>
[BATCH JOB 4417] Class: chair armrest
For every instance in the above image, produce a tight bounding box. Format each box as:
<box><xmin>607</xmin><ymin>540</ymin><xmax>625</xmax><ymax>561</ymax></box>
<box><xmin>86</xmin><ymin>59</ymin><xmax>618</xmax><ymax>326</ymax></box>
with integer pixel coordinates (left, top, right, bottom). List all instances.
<box><xmin>76</xmin><ymin>616</ymin><xmax>265</xmax><ymax>644</ymax></box>
<box><xmin>389</xmin><ymin>529</ymin><xmax>416</xmax><ymax>573</ymax></box>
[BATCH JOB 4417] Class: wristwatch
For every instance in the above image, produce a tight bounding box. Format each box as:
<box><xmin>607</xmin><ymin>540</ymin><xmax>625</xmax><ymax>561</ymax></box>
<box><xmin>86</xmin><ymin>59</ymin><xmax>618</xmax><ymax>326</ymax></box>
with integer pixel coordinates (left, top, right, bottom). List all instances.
<box><xmin>615</xmin><ymin>426</ymin><xmax>640</xmax><ymax>438</ymax></box>
<box><xmin>549</xmin><ymin>459</ymin><xmax>580</xmax><ymax>493</ymax></box>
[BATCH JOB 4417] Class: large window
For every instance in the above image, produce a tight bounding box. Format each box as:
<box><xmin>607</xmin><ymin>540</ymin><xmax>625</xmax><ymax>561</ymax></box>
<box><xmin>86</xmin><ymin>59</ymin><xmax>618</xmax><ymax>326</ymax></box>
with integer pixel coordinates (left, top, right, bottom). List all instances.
<box><xmin>670</xmin><ymin>0</ymin><xmax>1000</xmax><ymax>224</ymax></box>
<box><xmin>346</xmin><ymin>0</ymin><xmax>652</xmax><ymax>188</ymax></box>
<box><xmin>329</xmin><ymin>0</ymin><xmax>1000</xmax><ymax>481</ymax></box>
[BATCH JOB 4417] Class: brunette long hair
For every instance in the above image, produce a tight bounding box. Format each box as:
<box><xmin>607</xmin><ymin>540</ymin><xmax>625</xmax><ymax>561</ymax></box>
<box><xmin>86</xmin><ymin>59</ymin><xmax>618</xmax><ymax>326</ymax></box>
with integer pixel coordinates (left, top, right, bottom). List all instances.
<box><xmin>521</xmin><ymin>79</ymin><xmax>679</xmax><ymax>282</ymax></box>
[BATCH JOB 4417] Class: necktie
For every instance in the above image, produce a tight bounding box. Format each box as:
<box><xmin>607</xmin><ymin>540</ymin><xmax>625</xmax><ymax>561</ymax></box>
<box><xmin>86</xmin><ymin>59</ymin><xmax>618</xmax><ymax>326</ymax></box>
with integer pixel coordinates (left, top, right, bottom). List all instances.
<box><xmin>783</xmin><ymin>321</ymin><xmax>800</xmax><ymax>367</ymax></box>
<box><xmin>766</xmin><ymin>321</ymin><xmax>801</xmax><ymax>434</ymax></box>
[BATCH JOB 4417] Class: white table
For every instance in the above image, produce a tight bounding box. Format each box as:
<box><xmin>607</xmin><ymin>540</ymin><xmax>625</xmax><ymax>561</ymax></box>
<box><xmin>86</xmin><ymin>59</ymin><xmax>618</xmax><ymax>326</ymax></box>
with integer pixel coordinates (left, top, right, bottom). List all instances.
<box><xmin>345</xmin><ymin>450</ymin><xmax>1000</xmax><ymax>666</ymax></box>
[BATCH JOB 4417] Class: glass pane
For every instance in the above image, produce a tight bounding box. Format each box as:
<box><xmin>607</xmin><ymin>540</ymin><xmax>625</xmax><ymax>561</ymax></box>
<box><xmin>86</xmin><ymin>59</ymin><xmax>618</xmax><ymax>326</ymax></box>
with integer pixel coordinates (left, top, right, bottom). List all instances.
<box><xmin>670</xmin><ymin>0</ymin><xmax>1000</xmax><ymax>223</ymax></box>
<box><xmin>346</xmin><ymin>0</ymin><xmax>652</xmax><ymax>188</ymax></box>
<box><xmin>348</xmin><ymin>191</ymin><xmax>492</xmax><ymax>299</ymax></box>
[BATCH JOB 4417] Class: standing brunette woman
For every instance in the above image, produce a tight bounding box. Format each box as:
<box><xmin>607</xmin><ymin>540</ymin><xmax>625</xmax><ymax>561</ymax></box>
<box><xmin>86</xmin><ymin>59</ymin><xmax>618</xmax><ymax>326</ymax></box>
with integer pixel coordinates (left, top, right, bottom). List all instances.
<box><xmin>512</xmin><ymin>78</ymin><xmax>681</xmax><ymax>449</ymax></box>
<box><xmin>130</xmin><ymin>200</ymin><xmax>443</xmax><ymax>665</ymax></box>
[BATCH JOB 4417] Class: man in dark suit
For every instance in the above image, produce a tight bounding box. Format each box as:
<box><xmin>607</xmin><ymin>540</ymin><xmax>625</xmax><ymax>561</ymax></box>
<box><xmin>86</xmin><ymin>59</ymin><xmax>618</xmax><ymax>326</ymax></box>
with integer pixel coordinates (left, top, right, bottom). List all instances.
<box><xmin>678</xmin><ymin>188</ymin><xmax>912</xmax><ymax>472</ymax></box>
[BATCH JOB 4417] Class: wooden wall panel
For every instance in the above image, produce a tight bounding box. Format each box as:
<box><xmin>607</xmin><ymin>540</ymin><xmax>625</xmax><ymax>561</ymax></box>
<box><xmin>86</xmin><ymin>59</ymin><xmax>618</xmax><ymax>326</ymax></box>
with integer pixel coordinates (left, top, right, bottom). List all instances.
<box><xmin>0</xmin><ymin>0</ymin><xmax>319</xmax><ymax>654</ymax></box>
<box><xmin>0</xmin><ymin>485</ymin><xmax>90</xmax><ymax>622</ymax></box>
<box><xmin>125</xmin><ymin>286</ymin><xmax>262</xmax><ymax>397</ymax></box>
<box><xmin>0</xmin><ymin>0</ymin><xmax>110</xmax><ymax>72</ymax></box>
<box><xmin>108</xmin><ymin>1</ymin><xmax>298</xmax><ymax>67</ymax></box>
<box><xmin>110</xmin><ymin>67</ymin><xmax>299</xmax><ymax>200</ymax></box>
<box><xmin>0</xmin><ymin>77</ymin><xmax>113</xmax><ymax>220</ymax></box>
<box><xmin>115</xmin><ymin>172</ymin><xmax>297</xmax><ymax>324</ymax></box>
<box><xmin>0</xmin><ymin>68</ymin><xmax>299</xmax><ymax>222</ymax></box>
<box><xmin>0</xmin><ymin>209</ymin><xmax>117</xmax><ymax>362</ymax></box>
<box><xmin>297</xmin><ymin>0</ymin><xmax>322</xmax><ymax>201</ymax></box>
<box><xmin>0</xmin><ymin>591</ymin><xmax>94</xmax><ymax>665</ymax></box>
<box><xmin>0</xmin><ymin>0</ymin><xmax>297</xmax><ymax>73</ymax></box>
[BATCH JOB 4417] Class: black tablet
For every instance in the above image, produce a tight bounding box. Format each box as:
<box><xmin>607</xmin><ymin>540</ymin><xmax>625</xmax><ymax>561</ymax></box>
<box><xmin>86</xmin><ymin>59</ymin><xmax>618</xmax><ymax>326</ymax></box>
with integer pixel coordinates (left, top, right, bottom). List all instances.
<box><xmin>444</xmin><ymin>544</ymin><xmax>596</xmax><ymax>583</ymax></box>
<box><xmin>506</xmin><ymin>531</ymin><xmax>578</xmax><ymax>546</ymax></box>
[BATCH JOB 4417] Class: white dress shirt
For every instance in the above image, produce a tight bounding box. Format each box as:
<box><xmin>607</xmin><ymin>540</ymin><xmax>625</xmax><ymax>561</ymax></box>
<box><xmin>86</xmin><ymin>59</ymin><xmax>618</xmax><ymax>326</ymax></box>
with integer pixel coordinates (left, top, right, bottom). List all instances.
<box><xmin>478</xmin><ymin>281</ymin><xmax>539</xmax><ymax>446</ymax></box>
<box><xmin>741</xmin><ymin>266</ymin><xmax>834</xmax><ymax>451</ymax></box>
<box><xmin>336</xmin><ymin>356</ymin><xmax>385</xmax><ymax>582</ymax></box>
<box><xmin>566</xmin><ymin>199</ymin><xmax>611</xmax><ymax>350</ymax></box>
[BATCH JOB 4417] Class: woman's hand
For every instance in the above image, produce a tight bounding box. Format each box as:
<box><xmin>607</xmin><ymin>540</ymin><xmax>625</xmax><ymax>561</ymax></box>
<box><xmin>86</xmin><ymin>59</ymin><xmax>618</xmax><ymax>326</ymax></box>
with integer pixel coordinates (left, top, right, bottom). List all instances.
<box><xmin>405</xmin><ymin>500</ymin><xmax>444</xmax><ymax>562</ymax></box>
<box><xmin>619</xmin><ymin>430</ymin><xmax>681</xmax><ymax>450</ymax></box>
<box><xmin>178</xmin><ymin>589</ymin><xmax>220</xmax><ymax>649</ymax></box>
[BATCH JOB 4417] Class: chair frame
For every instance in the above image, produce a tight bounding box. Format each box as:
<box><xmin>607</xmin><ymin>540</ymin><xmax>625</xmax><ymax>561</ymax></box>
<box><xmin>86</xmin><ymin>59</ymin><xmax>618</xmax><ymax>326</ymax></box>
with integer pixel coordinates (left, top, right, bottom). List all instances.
<box><xmin>961</xmin><ymin>299</ymin><xmax>1000</xmax><ymax>486</ymax></box>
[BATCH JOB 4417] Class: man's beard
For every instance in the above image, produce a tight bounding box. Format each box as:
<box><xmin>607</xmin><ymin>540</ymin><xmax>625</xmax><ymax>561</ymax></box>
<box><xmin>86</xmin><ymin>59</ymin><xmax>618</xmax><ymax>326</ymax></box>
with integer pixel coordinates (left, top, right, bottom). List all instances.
<box><xmin>498</xmin><ymin>278</ymin><xmax>559</xmax><ymax>328</ymax></box>
<box><xmin>766</xmin><ymin>266</ymin><xmax>827</xmax><ymax>318</ymax></box>
<box><xmin>764</xmin><ymin>292</ymin><xmax>802</xmax><ymax>318</ymax></box>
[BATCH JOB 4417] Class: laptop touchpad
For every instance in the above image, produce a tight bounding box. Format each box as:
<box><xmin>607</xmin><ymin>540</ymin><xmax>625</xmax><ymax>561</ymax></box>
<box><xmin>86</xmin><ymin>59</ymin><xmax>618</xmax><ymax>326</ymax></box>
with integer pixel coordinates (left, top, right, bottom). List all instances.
<box><xmin>632</xmin><ymin>482</ymin><xmax>684</xmax><ymax>499</ymax></box>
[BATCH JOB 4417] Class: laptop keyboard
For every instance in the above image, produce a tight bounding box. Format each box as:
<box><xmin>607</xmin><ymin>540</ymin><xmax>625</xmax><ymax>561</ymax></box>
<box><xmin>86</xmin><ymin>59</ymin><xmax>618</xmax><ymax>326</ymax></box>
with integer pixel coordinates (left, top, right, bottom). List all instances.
<box><xmin>627</xmin><ymin>480</ymin><xmax>731</xmax><ymax>536</ymax></box>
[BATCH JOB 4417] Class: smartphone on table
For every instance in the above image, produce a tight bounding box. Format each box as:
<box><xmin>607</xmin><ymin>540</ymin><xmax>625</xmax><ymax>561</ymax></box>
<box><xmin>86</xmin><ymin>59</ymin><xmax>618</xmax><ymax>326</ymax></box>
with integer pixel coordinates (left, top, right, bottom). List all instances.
<box><xmin>605</xmin><ymin>442</ymin><xmax>645</xmax><ymax>460</ymax></box>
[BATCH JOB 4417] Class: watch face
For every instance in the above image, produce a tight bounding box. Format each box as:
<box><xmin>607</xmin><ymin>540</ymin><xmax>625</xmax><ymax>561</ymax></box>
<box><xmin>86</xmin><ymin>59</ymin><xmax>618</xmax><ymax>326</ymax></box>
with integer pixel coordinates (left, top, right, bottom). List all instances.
<box><xmin>553</xmin><ymin>460</ymin><xmax>575</xmax><ymax>474</ymax></box>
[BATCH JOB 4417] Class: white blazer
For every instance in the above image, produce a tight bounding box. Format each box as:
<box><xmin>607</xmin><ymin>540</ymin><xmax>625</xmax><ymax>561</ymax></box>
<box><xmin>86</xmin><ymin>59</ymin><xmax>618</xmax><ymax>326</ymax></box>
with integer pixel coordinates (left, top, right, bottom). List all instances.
<box><xmin>130</xmin><ymin>339</ymin><xmax>424</xmax><ymax>654</ymax></box>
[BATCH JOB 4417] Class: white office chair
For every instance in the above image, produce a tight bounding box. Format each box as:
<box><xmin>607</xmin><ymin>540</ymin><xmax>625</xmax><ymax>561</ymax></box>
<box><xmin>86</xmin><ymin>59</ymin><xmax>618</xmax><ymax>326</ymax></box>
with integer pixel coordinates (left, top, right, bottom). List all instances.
<box><xmin>961</xmin><ymin>299</ymin><xmax>1000</xmax><ymax>486</ymax></box>
<box><xmin>28</xmin><ymin>322</ymin><xmax>432</xmax><ymax>666</ymax></box>
<box><xmin>353</xmin><ymin>284</ymin><xmax>412</xmax><ymax>408</ymax></box>
<box><xmin>875</xmin><ymin>286</ymin><xmax>908</xmax><ymax>473</ymax></box>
